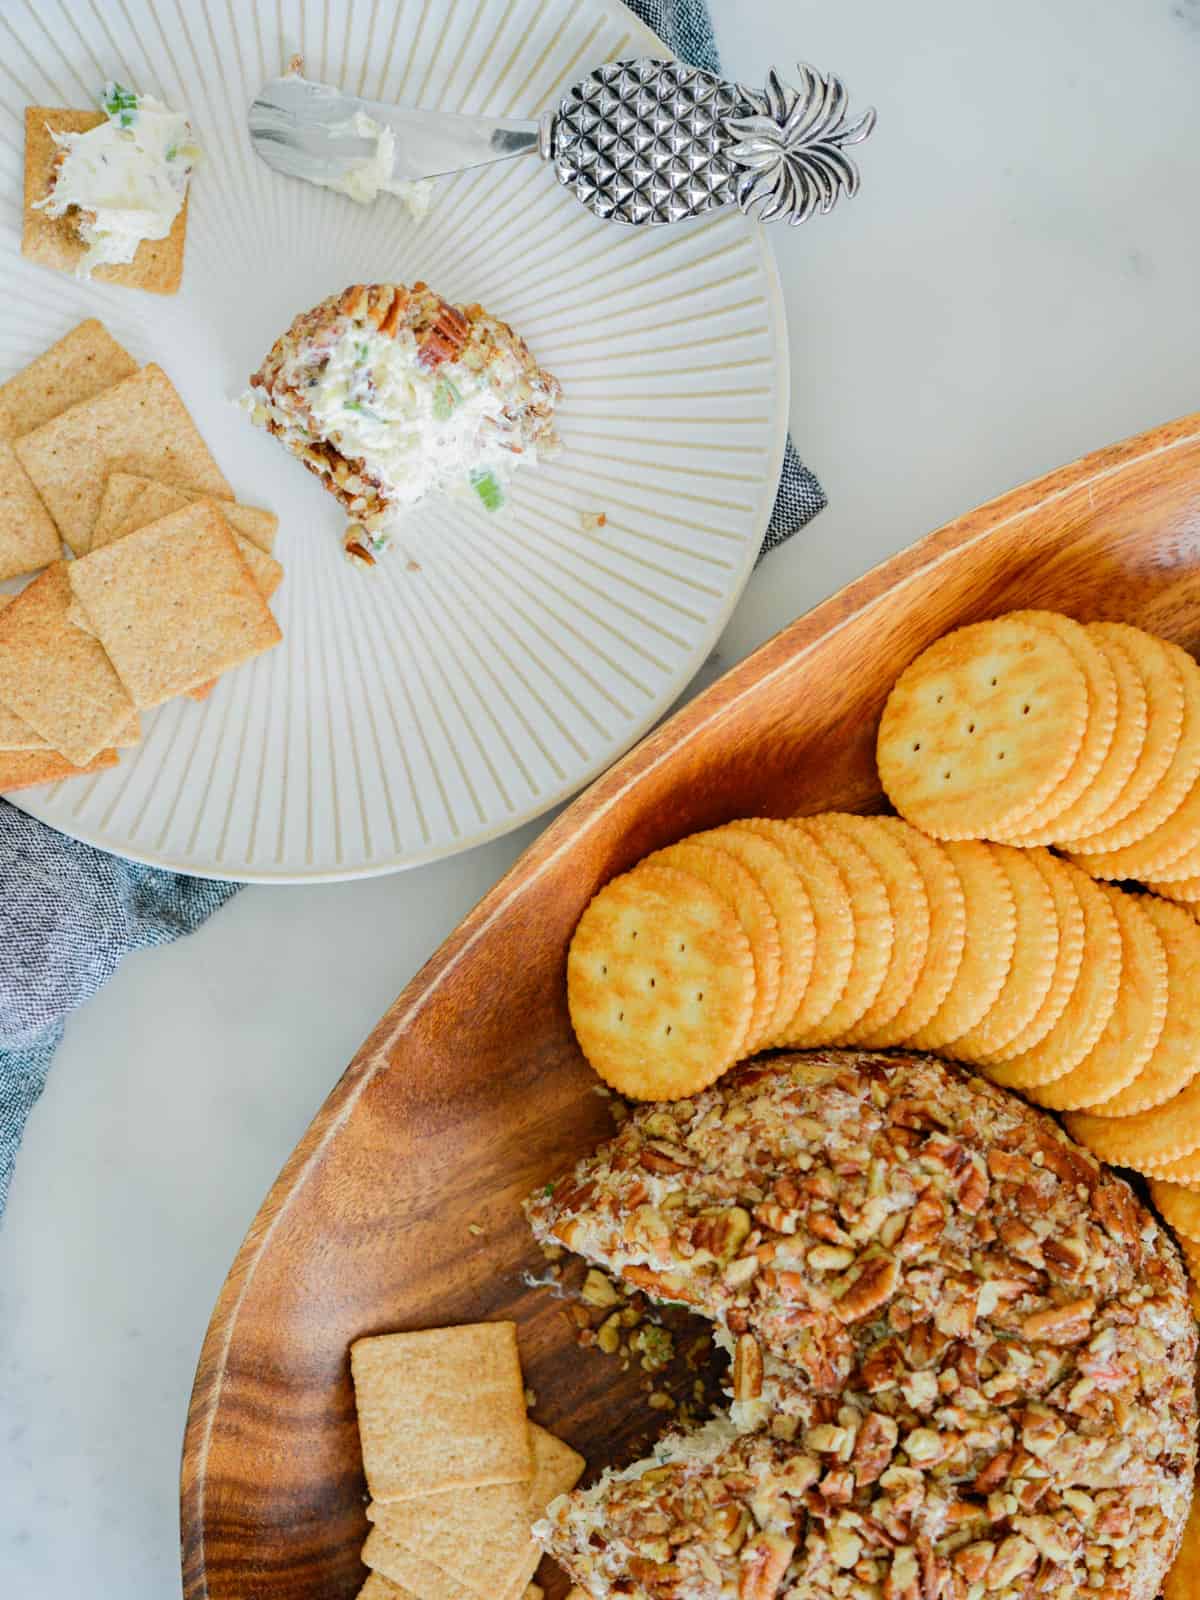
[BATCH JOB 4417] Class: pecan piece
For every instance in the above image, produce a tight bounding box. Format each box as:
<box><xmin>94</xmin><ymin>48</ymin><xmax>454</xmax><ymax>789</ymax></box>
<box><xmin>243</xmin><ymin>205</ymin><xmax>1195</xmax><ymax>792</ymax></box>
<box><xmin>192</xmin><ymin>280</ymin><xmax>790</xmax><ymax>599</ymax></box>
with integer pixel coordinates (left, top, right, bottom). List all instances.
<box><xmin>1012</xmin><ymin>1513</ymin><xmax>1079</xmax><ymax>1564</ymax></box>
<box><xmin>951</xmin><ymin>1541</ymin><xmax>994</xmax><ymax>1584</ymax></box>
<box><xmin>1020</xmin><ymin>1297</ymin><xmax>1095</xmax><ymax>1345</ymax></box>
<box><xmin>343</xmin><ymin>537</ymin><xmax>376</xmax><ymax>567</ymax></box>
<box><xmin>416</xmin><ymin>298</ymin><xmax>470</xmax><ymax>370</ymax></box>
<box><xmin>897</xmin><ymin>1188</ymin><xmax>944</xmax><ymax>1258</ymax></box>
<box><xmin>985</xmin><ymin>1534</ymin><xmax>1038</xmax><ymax>1588</ymax></box>
<box><xmin>638</xmin><ymin>1140</ymin><xmax>693</xmax><ymax>1174</ymax></box>
<box><xmin>739</xmin><ymin>1532</ymin><xmax>794</xmax><ymax>1600</ymax></box>
<box><xmin>851</xmin><ymin>1411</ymin><xmax>899</xmax><ymax>1485</ymax></box>
<box><xmin>998</xmin><ymin>1217</ymin><xmax>1045</xmax><ymax>1268</ymax></box>
<box><xmin>883</xmin><ymin>1546</ymin><xmax>920</xmax><ymax>1600</ymax></box>
<box><xmin>972</xmin><ymin>1447</ymin><xmax>1013</xmax><ymax>1494</ymax></box>
<box><xmin>733</xmin><ymin>1332</ymin><xmax>763</xmax><ymax>1401</ymax></box>
<box><xmin>693</xmin><ymin>1205</ymin><xmax>752</xmax><ymax>1263</ymax></box>
<box><xmin>621</xmin><ymin>1265</ymin><xmax>698</xmax><ymax>1304</ymax></box>
<box><xmin>1036</xmin><ymin>1135</ymin><xmax>1095</xmax><ymax>1196</ymax></box>
<box><xmin>958</xmin><ymin>1158</ymin><xmax>990</xmax><ymax>1214</ymax></box>
<box><xmin>833</xmin><ymin>1252</ymin><xmax>900</xmax><ymax>1323</ymax></box>
<box><xmin>753</xmin><ymin>1202</ymin><xmax>798</xmax><ymax>1234</ymax></box>
<box><xmin>339</xmin><ymin>283</ymin><xmax>369</xmax><ymax>318</ymax></box>
<box><xmin>1092</xmin><ymin>1178</ymin><xmax>1142</xmax><ymax>1244</ymax></box>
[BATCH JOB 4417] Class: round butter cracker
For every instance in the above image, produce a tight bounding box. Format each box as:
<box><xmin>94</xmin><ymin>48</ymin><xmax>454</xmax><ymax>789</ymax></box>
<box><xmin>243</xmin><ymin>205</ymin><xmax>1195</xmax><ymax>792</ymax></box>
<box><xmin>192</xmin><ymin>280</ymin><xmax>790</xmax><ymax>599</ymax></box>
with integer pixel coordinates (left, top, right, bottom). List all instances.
<box><xmin>990</xmin><ymin>612</ymin><xmax>1117</xmax><ymax>842</ymax></box>
<box><xmin>1009</xmin><ymin>622</ymin><xmax>1147</xmax><ymax>843</ymax></box>
<box><xmin>783</xmin><ymin>816</ymin><xmax>894</xmax><ymax>1045</ymax></box>
<box><xmin>825</xmin><ymin>814</ymin><xmax>930</xmax><ymax>1044</ymax></box>
<box><xmin>855</xmin><ymin>820</ymin><xmax>966</xmax><ymax>1048</ymax></box>
<box><xmin>950</xmin><ymin>845</ymin><xmax>1059</xmax><ymax>1060</ymax></box>
<box><xmin>1081</xmin><ymin>895</ymin><xmax>1200</xmax><ymax>1117</ymax></box>
<box><xmin>1150</xmin><ymin>1178</ymin><xmax>1200</xmax><ymax>1245</ymax></box>
<box><xmin>1060</xmin><ymin>635</ymin><xmax>1200</xmax><ymax>854</ymax></box>
<box><xmin>973</xmin><ymin>851</ymin><xmax>1085</xmax><ymax>1064</ymax></box>
<box><xmin>567</xmin><ymin>862</ymin><xmax>755</xmax><ymax>1101</ymax></box>
<box><xmin>730</xmin><ymin>819</ymin><xmax>855</xmax><ymax>1043</ymax></box>
<box><xmin>690</xmin><ymin>825</ymin><xmax>814</xmax><ymax>1045</ymax></box>
<box><xmin>1065</xmin><ymin>1067</ymin><xmax>1200</xmax><ymax>1175</ymax></box>
<box><xmin>648</xmin><ymin>840</ymin><xmax>782</xmax><ymax>1053</ymax></box>
<box><xmin>1145</xmin><ymin>873</ymin><xmax>1200</xmax><ymax>903</ymax></box>
<box><xmin>1071</xmin><ymin>622</ymin><xmax>1186</xmax><ymax>839</ymax></box>
<box><xmin>983</xmin><ymin>864</ymin><xmax>1121</xmax><ymax>1091</ymax></box>
<box><xmin>876</xmin><ymin>616</ymin><xmax>1089</xmax><ymax>840</ymax></box>
<box><xmin>904</xmin><ymin>839</ymin><xmax>1016</xmax><ymax>1051</ymax></box>
<box><xmin>1033</xmin><ymin>888</ymin><xmax>1168</xmax><ymax>1112</ymax></box>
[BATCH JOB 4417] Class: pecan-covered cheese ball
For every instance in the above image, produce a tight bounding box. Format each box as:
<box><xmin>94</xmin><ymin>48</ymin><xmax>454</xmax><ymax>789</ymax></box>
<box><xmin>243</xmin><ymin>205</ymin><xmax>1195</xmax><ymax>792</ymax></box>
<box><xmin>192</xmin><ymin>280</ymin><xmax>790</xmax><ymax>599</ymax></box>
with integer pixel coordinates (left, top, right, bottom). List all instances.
<box><xmin>526</xmin><ymin>1050</ymin><xmax>1196</xmax><ymax>1600</ymax></box>
<box><xmin>244</xmin><ymin>281</ymin><xmax>561</xmax><ymax>561</ymax></box>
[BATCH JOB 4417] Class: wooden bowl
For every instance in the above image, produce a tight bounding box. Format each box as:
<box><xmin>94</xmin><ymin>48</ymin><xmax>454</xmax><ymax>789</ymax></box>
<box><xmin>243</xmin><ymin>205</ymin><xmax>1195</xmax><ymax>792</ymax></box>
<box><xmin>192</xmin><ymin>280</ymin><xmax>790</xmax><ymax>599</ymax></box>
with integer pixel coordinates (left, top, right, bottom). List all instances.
<box><xmin>181</xmin><ymin>414</ymin><xmax>1200</xmax><ymax>1600</ymax></box>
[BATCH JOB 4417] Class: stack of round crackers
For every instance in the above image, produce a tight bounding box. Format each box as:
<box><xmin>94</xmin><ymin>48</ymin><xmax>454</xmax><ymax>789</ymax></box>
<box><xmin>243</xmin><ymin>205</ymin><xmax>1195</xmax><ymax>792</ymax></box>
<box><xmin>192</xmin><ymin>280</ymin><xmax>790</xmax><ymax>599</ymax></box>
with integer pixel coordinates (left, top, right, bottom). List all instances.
<box><xmin>876</xmin><ymin>609</ymin><xmax>1200</xmax><ymax>886</ymax></box>
<box><xmin>568</xmin><ymin>810</ymin><xmax>1200</xmax><ymax>1187</ymax></box>
<box><xmin>567</xmin><ymin>812</ymin><xmax>1157</xmax><ymax>1103</ymax></box>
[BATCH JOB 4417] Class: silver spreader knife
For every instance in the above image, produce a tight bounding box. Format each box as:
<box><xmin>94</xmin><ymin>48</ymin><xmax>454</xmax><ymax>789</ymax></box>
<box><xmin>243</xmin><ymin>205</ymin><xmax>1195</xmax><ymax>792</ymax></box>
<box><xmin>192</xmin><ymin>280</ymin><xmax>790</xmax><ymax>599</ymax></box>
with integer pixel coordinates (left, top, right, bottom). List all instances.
<box><xmin>249</xmin><ymin>58</ymin><xmax>875</xmax><ymax>227</ymax></box>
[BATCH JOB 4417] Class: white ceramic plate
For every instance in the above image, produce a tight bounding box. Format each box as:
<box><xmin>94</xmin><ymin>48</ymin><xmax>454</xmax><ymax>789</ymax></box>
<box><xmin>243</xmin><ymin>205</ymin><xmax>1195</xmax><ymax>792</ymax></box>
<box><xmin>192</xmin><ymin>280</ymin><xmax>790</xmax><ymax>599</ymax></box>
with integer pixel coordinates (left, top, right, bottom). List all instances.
<box><xmin>1</xmin><ymin>0</ymin><xmax>787</xmax><ymax>880</ymax></box>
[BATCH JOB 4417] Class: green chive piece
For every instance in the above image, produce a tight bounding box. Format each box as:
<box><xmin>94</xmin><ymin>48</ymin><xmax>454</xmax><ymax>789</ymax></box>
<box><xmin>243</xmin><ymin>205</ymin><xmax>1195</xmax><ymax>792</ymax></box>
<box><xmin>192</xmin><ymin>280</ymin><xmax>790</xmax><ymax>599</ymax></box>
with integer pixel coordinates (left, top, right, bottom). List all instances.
<box><xmin>432</xmin><ymin>378</ymin><xmax>460</xmax><ymax>422</ymax></box>
<box><xmin>101</xmin><ymin>82</ymin><xmax>139</xmax><ymax>120</ymax></box>
<box><xmin>470</xmin><ymin>468</ymin><xmax>504</xmax><ymax>512</ymax></box>
<box><xmin>543</xmin><ymin>1182</ymin><xmax>554</xmax><ymax>1197</ymax></box>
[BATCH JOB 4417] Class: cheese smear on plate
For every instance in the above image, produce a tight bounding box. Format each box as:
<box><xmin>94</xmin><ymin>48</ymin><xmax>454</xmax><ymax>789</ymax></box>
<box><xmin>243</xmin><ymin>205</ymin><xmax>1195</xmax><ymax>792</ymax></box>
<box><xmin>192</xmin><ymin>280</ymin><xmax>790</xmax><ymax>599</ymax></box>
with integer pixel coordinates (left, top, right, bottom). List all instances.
<box><xmin>311</xmin><ymin>110</ymin><xmax>432</xmax><ymax>218</ymax></box>
<box><xmin>35</xmin><ymin>83</ymin><xmax>199</xmax><ymax>278</ymax></box>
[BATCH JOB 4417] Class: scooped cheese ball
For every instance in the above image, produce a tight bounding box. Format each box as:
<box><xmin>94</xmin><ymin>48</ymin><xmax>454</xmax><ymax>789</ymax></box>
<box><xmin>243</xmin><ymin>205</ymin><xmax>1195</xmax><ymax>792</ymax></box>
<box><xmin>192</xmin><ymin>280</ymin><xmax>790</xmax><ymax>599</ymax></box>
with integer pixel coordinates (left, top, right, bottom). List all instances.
<box><xmin>243</xmin><ymin>281</ymin><xmax>561</xmax><ymax>562</ymax></box>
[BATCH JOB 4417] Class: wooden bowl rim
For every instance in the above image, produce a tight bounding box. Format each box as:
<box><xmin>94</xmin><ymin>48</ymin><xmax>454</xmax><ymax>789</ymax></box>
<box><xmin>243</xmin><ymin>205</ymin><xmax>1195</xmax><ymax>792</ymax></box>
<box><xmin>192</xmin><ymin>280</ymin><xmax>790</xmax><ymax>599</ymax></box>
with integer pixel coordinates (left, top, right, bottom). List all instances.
<box><xmin>179</xmin><ymin>408</ymin><xmax>1200</xmax><ymax>1596</ymax></box>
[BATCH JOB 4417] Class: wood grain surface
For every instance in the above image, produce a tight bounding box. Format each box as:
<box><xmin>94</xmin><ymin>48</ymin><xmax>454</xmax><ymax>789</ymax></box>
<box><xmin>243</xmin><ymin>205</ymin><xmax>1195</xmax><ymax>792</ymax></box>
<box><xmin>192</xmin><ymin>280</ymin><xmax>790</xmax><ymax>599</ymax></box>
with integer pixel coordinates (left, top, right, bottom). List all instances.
<box><xmin>180</xmin><ymin>412</ymin><xmax>1200</xmax><ymax>1600</ymax></box>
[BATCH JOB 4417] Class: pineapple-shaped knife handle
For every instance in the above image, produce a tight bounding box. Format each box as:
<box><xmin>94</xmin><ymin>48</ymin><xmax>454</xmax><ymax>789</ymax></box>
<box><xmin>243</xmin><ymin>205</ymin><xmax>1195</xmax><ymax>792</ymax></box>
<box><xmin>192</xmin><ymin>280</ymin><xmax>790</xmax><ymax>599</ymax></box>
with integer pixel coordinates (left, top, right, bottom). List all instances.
<box><xmin>549</xmin><ymin>58</ymin><xmax>875</xmax><ymax>226</ymax></box>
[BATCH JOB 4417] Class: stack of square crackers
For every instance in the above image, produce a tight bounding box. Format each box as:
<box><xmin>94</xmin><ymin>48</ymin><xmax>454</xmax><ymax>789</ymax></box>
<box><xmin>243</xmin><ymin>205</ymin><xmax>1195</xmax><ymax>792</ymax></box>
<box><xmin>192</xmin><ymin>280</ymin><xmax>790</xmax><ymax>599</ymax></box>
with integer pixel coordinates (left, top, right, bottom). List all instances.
<box><xmin>350</xmin><ymin>1322</ymin><xmax>584</xmax><ymax>1600</ymax></box>
<box><xmin>0</xmin><ymin>318</ymin><xmax>282</xmax><ymax>792</ymax></box>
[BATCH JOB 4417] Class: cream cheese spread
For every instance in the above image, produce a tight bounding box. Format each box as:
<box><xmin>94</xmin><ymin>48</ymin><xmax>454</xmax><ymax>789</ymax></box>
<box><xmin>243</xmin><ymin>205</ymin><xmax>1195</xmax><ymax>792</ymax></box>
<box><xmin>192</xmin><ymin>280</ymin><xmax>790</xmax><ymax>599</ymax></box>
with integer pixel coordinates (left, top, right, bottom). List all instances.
<box><xmin>313</xmin><ymin>110</ymin><xmax>432</xmax><ymax>219</ymax></box>
<box><xmin>301</xmin><ymin>320</ymin><xmax>531</xmax><ymax>517</ymax></box>
<box><xmin>35</xmin><ymin>83</ymin><xmax>199</xmax><ymax>278</ymax></box>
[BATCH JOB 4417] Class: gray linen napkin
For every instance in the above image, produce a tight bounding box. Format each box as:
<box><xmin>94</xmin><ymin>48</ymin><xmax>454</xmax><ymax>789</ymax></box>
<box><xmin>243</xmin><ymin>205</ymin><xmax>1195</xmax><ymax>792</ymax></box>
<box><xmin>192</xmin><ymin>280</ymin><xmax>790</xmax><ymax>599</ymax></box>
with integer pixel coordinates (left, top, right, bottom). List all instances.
<box><xmin>0</xmin><ymin>0</ymin><xmax>826</xmax><ymax>1217</ymax></box>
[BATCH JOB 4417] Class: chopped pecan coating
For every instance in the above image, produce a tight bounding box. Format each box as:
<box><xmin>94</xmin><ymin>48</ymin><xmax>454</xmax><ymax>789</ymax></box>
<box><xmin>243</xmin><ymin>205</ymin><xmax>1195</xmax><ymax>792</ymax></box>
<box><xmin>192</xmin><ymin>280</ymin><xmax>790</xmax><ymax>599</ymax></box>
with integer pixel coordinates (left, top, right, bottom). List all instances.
<box><xmin>528</xmin><ymin>1050</ymin><xmax>1196</xmax><ymax>1600</ymax></box>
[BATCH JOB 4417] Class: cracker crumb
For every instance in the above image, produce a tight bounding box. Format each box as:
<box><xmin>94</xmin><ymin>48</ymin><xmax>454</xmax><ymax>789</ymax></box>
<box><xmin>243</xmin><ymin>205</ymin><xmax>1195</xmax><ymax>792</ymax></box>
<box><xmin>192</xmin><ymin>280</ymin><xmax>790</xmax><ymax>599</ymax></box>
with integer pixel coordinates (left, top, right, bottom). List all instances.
<box><xmin>580</xmin><ymin>511</ymin><xmax>607</xmax><ymax>531</ymax></box>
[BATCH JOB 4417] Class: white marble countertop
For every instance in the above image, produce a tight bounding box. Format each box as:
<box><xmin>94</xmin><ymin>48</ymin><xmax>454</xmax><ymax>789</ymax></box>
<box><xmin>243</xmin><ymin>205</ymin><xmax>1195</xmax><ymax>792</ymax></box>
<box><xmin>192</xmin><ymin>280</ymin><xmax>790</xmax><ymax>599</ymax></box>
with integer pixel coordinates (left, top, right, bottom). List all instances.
<box><xmin>2</xmin><ymin>1</ymin><xmax>1198</xmax><ymax>1593</ymax></box>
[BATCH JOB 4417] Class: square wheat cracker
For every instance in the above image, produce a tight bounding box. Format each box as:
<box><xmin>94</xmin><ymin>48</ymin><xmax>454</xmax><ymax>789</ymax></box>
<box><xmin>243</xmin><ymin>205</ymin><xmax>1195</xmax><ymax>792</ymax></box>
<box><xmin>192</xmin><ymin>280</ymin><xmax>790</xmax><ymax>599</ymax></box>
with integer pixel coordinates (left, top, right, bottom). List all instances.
<box><xmin>366</xmin><ymin>1423</ymin><xmax>583</xmax><ymax>1600</ymax></box>
<box><xmin>350</xmin><ymin>1322</ymin><xmax>531</xmax><ymax>1504</ymax></box>
<box><xmin>0</xmin><ymin>563</ymin><xmax>135</xmax><ymax>765</ymax></box>
<box><xmin>362</xmin><ymin>1531</ymin><xmax>547</xmax><ymax>1600</ymax></box>
<box><xmin>0</xmin><ymin>745</ymin><xmax>118</xmax><ymax>792</ymax></box>
<box><xmin>93</xmin><ymin>477</ymin><xmax>282</xmax><ymax>596</ymax></box>
<box><xmin>90</xmin><ymin>473</ymin><xmax>150</xmax><ymax>548</ymax></box>
<box><xmin>23</xmin><ymin>109</ymin><xmax>189</xmax><ymax>294</ymax></box>
<box><xmin>361</xmin><ymin>1535</ymin><xmax>460</xmax><ymax>1600</ymax></box>
<box><xmin>0</xmin><ymin>441</ymin><xmax>60</xmax><ymax>579</ymax></box>
<box><xmin>0</xmin><ymin>597</ymin><xmax>47</xmax><ymax>748</ymax></box>
<box><xmin>91</xmin><ymin>479</ymin><xmax>282</xmax><ymax>707</ymax></box>
<box><xmin>14</xmin><ymin>364</ymin><xmax>231</xmax><ymax>555</ymax></box>
<box><xmin>0</xmin><ymin>592</ymin><xmax>136</xmax><ymax>748</ymax></box>
<box><xmin>0</xmin><ymin>319</ymin><xmax>140</xmax><ymax>579</ymax></box>
<box><xmin>355</xmin><ymin>1577</ymin><xmax>418</xmax><ymax>1600</ymax></box>
<box><xmin>0</xmin><ymin>318</ymin><xmax>137</xmax><ymax>443</ymax></box>
<box><xmin>66</xmin><ymin>502</ymin><xmax>280</xmax><ymax>707</ymax></box>
<box><xmin>94</xmin><ymin>471</ymin><xmax>277</xmax><ymax>555</ymax></box>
